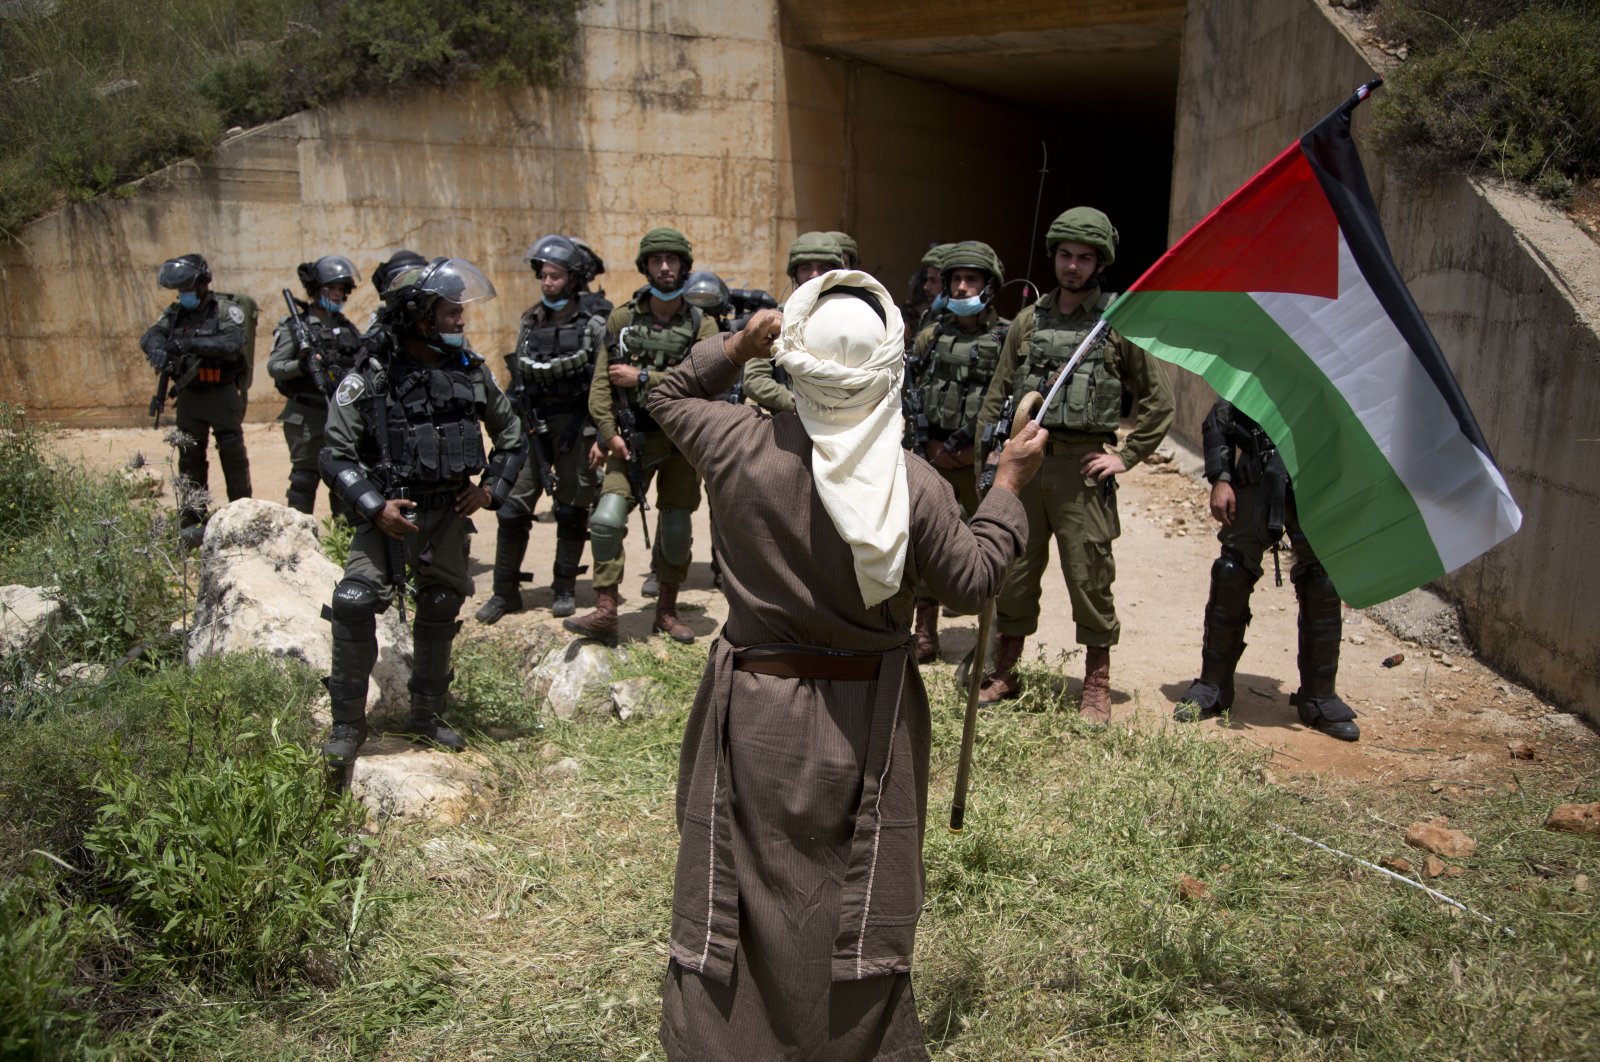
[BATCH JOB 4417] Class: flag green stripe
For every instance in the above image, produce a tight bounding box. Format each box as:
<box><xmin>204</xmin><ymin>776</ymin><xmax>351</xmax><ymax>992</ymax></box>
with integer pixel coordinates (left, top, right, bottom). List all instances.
<box><xmin>1107</xmin><ymin>289</ymin><xmax>1444</xmax><ymax>607</ymax></box>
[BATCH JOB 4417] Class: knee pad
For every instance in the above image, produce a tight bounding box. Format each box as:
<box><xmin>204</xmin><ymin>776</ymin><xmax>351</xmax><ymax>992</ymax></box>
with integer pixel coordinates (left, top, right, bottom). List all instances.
<box><xmin>589</xmin><ymin>492</ymin><xmax>631</xmax><ymax>561</ymax></box>
<box><xmin>328</xmin><ymin>579</ymin><xmax>382</xmax><ymax>637</ymax></box>
<box><xmin>554</xmin><ymin>502</ymin><xmax>589</xmax><ymax>543</ymax></box>
<box><xmin>1292</xmin><ymin>560</ymin><xmax>1338</xmax><ymax>606</ymax></box>
<box><xmin>414</xmin><ymin>585</ymin><xmax>464</xmax><ymax>624</ymax></box>
<box><xmin>1213</xmin><ymin>549</ymin><xmax>1257</xmax><ymax>589</ymax></box>
<box><xmin>289</xmin><ymin>467</ymin><xmax>319</xmax><ymax>492</ymax></box>
<box><xmin>657</xmin><ymin>507</ymin><xmax>693</xmax><ymax>568</ymax></box>
<box><xmin>496</xmin><ymin>511</ymin><xmax>534</xmax><ymax>535</ymax></box>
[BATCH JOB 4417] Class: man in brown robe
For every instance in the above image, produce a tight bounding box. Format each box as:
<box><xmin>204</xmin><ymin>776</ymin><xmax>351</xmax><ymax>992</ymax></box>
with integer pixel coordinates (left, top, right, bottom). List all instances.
<box><xmin>648</xmin><ymin>271</ymin><xmax>1044</xmax><ymax>1061</ymax></box>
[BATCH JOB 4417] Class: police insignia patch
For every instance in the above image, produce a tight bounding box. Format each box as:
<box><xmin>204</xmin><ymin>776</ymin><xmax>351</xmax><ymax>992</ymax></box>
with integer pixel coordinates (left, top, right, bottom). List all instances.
<box><xmin>227</xmin><ymin>304</ymin><xmax>246</xmax><ymax>325</ymax></box>
<box><xmin>335</xmin><ymin>374</ymin><xmax>366</xmax><ymax>406</ymax></box>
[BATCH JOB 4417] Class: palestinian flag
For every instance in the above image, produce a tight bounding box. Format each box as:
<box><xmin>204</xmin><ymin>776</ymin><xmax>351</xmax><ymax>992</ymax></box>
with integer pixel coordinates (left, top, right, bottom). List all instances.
<box><xmin>1104</xmin><ymin>80</ymin><xmax>1522</xmax><ymax>608</ymax></box>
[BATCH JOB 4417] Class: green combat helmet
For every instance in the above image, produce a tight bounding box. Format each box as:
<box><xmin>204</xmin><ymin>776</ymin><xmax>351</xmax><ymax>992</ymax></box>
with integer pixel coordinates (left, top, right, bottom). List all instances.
<box><xmin>922</xmin><ymin>243</ymin><xmax>954</xmax><ymax>273</ymax></box>
<box><xmin>1046</xmin><ymin>207</ymin><xmax>1119</xmax><ymax>266</ymax></box>
<box><xmin>940</xmin><ymin>241</ymin><xmax>1005</xmax><ymax>288</ymax></box>
<box><xmin>786</xmin><ymin>231</ymin><xmax>845</xmax><ymax>279</ymax></box>
<box><xmin>635</xmin><ymin>227</ymin><xmax>694</xmax><ymax>275</ymax></box>
<box><xmin>826</xmin><ymin>230</ymin><xmax>859</xmax><ymax>268</ymax></box>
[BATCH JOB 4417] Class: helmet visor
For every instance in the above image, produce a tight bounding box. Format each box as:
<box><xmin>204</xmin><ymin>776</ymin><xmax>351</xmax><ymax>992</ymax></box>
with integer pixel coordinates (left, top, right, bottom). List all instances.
<box><xmin>313</xmin><ymin>255</ymin><xmax>359</xmax><ymax>288</ymax></box>
<box><xmin>419</xmin><ymin>258</ymin><xmax>496</xmax><ymax>306</ymax></box>
<box><xmin>158</xmin><ymin>257</ymin><xmax>206</xmax><ymax>290</ymax></box>
<box><xmin>682</xmin><ymin>271</ymin><xmax>729</xmax><ymax>311</ymax></box>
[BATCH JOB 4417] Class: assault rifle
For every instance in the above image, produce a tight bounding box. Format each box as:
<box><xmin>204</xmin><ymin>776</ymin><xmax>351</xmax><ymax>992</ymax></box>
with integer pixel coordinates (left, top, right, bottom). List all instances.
<box><xmin>975</xmin><ymin>394</ymin><xmax>1015</xmax><ymax>496</ymax></box>
<box><xmin>902</xmin><ymin>369</ymin><xmax>930</xmax><ymax>452</ymax></box>
<box><xmin>523</xmin><ymin>400</ymin><xmax>559</xmax><ymax>496</ymax></box>
<box><xmin>148</xmin><ymin>338</ymin><xmax>199</xmax><ymax>425</ymax></box>
<box><xmin>281</xmin><ymin>289</ymin><xmax>338</xmax><ymax>396</ymax></box>
<box><xmin>149</xmin><ymin>361</ymin><xmax>174</xmax><ymax>426</ymax></box>
<box><xmin>608</xmin><ymin>335</ymin><xmax>653</xmax><ymax>550</ymax></box>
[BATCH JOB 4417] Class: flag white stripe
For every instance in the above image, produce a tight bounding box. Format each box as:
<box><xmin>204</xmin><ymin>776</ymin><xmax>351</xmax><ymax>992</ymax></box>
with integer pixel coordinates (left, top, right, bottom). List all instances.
<box><xmin>1252</xmin><ymin>235</ymin><xmax>1522</xmax><ymax>573</ymax></box>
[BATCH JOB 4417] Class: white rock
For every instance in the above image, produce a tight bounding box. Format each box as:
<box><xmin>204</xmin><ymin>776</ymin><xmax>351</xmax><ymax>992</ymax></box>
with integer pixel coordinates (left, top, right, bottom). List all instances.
<box><xmin>611</xmin><ymin>676</ymin><xmax>668</xmax><ymax>721</ymax></box>
<box><xmin>55</xmin><ymin>661</ymin><xmax>107</xmax><ymax>686</ymax></box>
<box><xmin>349</xmin><ymin>736</ymin><xmax>490</xmax><ymax>824</ymax></box>
<box><xmin>548</xmin><ymin>756</ymin><xmax>581</xmax><ymax>778</ymax></box>
<box><xmin>528</xmin><ymin>639</ymin><xmax>622</xmax><ymax>720</ymax></box>
<box><xmin>0</xmin><ymin>584</ymin><xmax>60</xmax><ymax>658</ymax></box>
<box><xmin>186</xmin><ymin>499</ymin><xmax>412</xmax><ymax>715</ymax></box>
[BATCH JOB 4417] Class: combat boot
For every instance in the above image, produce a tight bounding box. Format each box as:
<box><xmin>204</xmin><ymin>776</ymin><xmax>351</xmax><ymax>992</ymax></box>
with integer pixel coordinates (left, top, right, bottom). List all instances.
<box><xmin>653</xmin><ymin>583</ymin><xmax>695</xmax><ymax>644</ymax></box>
<box><xmin>1079</xmin><ymin>646</ymin><xmax>1112</xmax><ymax>726</ymax></box>
<box><xmin>914</xmin><ymin>598</ymin><xmax>940</xmax><ymax>664</ymax></box>
<box><xmin>476</xmin><ymin>521</ymin><xmax>530</xmax><ymax>624</ymax></box>
<box><xmin>1291</xmin><ymin>561</ymin><xmax>1359</xmax><ymax>741</ymax></box>
<box><xmin>642</xmin><ymin>568</ymin><xmax>660</xmax><ymax>598</ymax></box>
<box><xmin>396</xmin><ymin>694</ymin><xmax>466</xmax><ymax>752</ymax></box>
<box><xmin>977</xmin><ymin>634</ymin><xmax>1026</xmax><ymax>704</ymax></box>
<box><xmin>550</xmin><ymin>537</ymin><xmax>587</xmax><ymax>619</ymax></box>
<box><xmin>563</xmin><ymin>584</ymin><xmax>620</xmax><ymax>647</ymax></box>
<box><xmin>1176</xmin><ymin>550</ymin><xmax>1255</xmax><ymax>722</ymax></box>
<box><xmin>320</xmin><ymin>720</ymin><xmax>368</xmax><ymax>766</ymax></box>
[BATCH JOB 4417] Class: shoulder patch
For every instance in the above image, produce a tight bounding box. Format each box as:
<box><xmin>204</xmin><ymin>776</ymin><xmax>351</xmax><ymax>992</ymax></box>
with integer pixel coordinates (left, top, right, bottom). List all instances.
<box><xmin>335</xmin><ymin>374</ymin><xmax>367</xmax><ymax>407</ymax></box>
<box><xmin>227</xmin><ymin>304</ymin><xmax>246</xmax><ymax>325</ymax></box>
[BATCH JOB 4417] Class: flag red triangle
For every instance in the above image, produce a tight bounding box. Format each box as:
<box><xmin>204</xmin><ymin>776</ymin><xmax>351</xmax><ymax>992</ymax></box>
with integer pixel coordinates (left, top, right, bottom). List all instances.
<box><xmin>1131</xmin><ymin>143</ymin><xmax>1340</xmax><ymax>299</ymax></box>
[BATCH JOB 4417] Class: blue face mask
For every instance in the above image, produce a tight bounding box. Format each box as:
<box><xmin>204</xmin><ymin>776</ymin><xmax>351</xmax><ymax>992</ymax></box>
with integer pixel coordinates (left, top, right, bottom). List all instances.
<box><xmin>947</xmin><ymin>295</ymin><xmax>986</xmax><ymax>318</ymax></box>
<box><xmin>177</xmin><ymin>291</ymin><xmax>201</xmax><ymax>310</ymax></box>
<box><xmin>318</xmin><ymin>295</ymin><xmax>345</xmax><ymax>315</ymax></box>
<box><xmin>438</xmin><ymin>331</ymin><xmax>466</xmax><ymax>348</ymax></box>
<box><xmin>648</xmin><ymin>285</ymin><xmax>682</xmax><ymax>301</ymax></box>
<box><xmin>542</xmin><ymin>296</ymin><xmax>570</xmax><ymax>311</ymax></box>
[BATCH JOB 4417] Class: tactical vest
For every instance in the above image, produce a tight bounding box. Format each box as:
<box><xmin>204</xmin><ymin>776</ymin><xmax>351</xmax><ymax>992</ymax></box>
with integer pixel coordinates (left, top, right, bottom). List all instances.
<box><xmin>168</xmin><ymin>294</ymin><xmax>256</xmax><ymax>390</ymax></box>
<box><xmin>381</xmin><ymin>357</ymin><xmax>490</xmax><ymax>487</ymax></box>
<box><xmin>277</xmin><ymin>305</ymin><xmax>362</xmax><ymax>401</ymax></box>
<box><xmin>918</xmin><ymin>315</ymin><xmax>1008</xmax><ymax>435</ymax></box>
<box><xmin>511</xmin><ymin>307</ymin><xmax>600</xmax><ymax>408</ymax></box>
<box><xmin>614</xmin><ymin>302</ymin><xmax>702</xmax><ymax>409</ymax></box>
<box><xmin>1014</xmin><ymin>291</ymin><xmax>1121</xmax><ymax>433</ymax></box>
<box><xmin>1216</xmin><ymin>403</ymin><xmax>1277</xmax><ymax>488</ymax></box>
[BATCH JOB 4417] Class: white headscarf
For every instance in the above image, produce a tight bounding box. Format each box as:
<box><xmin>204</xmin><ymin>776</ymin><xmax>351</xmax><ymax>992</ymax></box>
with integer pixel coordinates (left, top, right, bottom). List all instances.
<box><xmin>773</xmin><ymin>270</ymin><xmax>908</xmax><ymax>608</ymax></box>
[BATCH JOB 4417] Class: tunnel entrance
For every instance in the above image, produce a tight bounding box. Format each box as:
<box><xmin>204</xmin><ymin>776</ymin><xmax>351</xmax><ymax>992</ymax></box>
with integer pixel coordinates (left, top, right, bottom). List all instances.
<box><xmin>778</xmin><ymin>0</ymin><xmax>1182</xmax><ymax>316</ymax></box>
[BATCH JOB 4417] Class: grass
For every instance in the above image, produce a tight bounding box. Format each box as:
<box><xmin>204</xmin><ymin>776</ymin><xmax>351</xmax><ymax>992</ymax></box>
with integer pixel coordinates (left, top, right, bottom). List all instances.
<box><xmin>59</xmin><ymin>642</ymin><xmax>1592</xmax><ymax>1059</ymax></box>
<box><xmin>0</xmin><ymin>0</ymin><xmax>585</xmax><ymax>239</ymax></box>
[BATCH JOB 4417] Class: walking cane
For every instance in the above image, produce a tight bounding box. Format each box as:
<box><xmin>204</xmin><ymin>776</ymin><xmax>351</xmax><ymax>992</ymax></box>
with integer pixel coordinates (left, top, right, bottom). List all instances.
<box><xmin>950</xmin><ymin>390</ymin><xmax>1043</xmax><ymax>832</ymax></box>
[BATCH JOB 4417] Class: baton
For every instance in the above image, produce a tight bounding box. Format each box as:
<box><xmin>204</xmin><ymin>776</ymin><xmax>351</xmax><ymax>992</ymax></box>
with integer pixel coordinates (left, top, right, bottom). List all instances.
<box><xmin>950</xmin><ymin>390</ymin><xmax>1044</xmax><ymax>833</ymax></box>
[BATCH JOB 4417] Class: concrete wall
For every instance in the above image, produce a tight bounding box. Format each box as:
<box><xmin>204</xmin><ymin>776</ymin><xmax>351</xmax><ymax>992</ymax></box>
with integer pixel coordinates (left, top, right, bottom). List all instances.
<box><xmin>0</xmin><ymin>0</ymin><xmax>1082</xmax><ymax>427</ymax></box>
<box><xmin>1168</xmin><ymin>0</ymin><xmax>1600</xmax><ymax>721</ymax></box>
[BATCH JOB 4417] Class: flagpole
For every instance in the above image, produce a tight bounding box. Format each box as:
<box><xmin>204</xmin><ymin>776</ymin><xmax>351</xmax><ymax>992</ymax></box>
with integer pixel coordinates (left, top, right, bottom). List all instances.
<box><xmin>1033</xmin><ymin>318</ymin><xmax>1109</xmax><ymax>424</ymax></box>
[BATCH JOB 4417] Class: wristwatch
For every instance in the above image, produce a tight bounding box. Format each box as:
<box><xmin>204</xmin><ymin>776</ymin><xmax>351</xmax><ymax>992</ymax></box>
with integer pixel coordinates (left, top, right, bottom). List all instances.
<box><xmin>638</xmin><ymin>368</ymin><xmax>651</xmax><ymax>386</ymax></box>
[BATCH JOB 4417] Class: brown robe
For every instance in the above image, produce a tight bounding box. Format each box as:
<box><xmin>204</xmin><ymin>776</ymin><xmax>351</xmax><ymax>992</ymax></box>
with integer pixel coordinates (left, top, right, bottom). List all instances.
<box><xmin>648</xmin><ymin>337</ymin><xmax>1028</xmax><ymax>1061</ymax></box>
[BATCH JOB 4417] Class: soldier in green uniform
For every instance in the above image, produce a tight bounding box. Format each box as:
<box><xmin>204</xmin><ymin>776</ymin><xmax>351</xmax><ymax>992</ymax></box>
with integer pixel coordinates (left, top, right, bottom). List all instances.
<box><xmin>562</xmin><ymin>227</ymin><xmax>719</xmax><ymax>646</ymax></box>
<box><xmin>908</xmin><ymin>241</ymin><xmax>1009</xmax><ymax>662</ymax></box>
<box><xmin>267</xmin><ymin>255</ymin><xmax>364</xmax><ymax>515</ymax></box>
<box><xmin>141</xmin><ymin>253</ymin><xmax>257</xmax><ymax>544</ymax></box>
<box><xmin>826</xmin><ymin>230</ymin><xmax>859</xmax><ymax>269</ymax></box>
<box><xmin>975</xmin><ymin>208</ymin><xmax>1175</xmax><ymax>722</ymax></box>
<box><xmin>318</xmin><ymin>258</ymin><xmax>526</xmax><ymax>765</ymax></box>
<box><xmin>1173</xmin><ymin>400</ymin><xmax>1360</xmax><ymax>741</ymax></box>
<box><xmin>476</xmin><ymin>235</ymin><xmax>608</xmax><ymax>624</ymax></box>
<box><xmin>740</xmin><ymin>231</ymin><xmax>844</xmax><ymax>414</ymax></box>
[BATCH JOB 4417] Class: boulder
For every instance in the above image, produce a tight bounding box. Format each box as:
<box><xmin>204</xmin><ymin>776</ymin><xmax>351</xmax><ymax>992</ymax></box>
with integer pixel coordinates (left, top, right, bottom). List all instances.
<box><xmin>528</xmin><ymin>639</ymin><xmax>622</xmax><ymax>720</ymax></box>
<box><xmin>350</xmin><ymin>736</ymin><xmax>491</xmax><ymax>825</ymax></box>
<box><xmin>186</xmin><ymin>499</ymin><xmax>412</xmax><ymax>715</ymax></box>
<box><xmin>0</xmin><ymin>584</ymin><xmax>60</xmax><ymax>658</ymax></box>
<box><xmin>611</xmin><ymin>676</ymin><xmax>669</xmax><ymax>722</ymax></box>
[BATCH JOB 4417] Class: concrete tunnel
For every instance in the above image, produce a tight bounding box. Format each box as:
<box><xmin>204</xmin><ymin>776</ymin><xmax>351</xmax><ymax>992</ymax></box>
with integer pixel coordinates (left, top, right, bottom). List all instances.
<box><xmin>777</xmin><ymin>0</ymin><xmax>1181</xmax><ymax>314</ymax></box>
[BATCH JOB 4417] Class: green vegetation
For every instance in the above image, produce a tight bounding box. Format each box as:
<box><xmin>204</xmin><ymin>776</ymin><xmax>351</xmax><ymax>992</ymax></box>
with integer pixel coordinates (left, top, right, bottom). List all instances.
<box><xmin>1</xmin><ymin>414</ymin><xmax>1595</xmax><ymax>1056</ymax></box>
<box><xmin>1368</xmin><ymin>1</ymin><xmax>1600</xmax><ymax>202</ymax></box>
<box><xmin>0</xmin><ymin>0</ymin><xmax>585</xmax><ymax>237</ymax></box>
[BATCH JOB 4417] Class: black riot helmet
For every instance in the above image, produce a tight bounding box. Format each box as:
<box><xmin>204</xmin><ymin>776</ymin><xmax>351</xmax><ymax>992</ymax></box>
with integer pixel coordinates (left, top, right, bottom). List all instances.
<box><xmin>157</xmin><ymin>253</ymin><xmax>211</xmax><ymax>290</ymax></box>
<box><xmin>682</xmin><ymin>270</ymin><xmax>731</xmax><ymax>315</ymax></box>
<box><xmin>381</xmin><ymin>257</ymin><xmax>497</xmax><ymax>329</ymax></box>
<box><xmin>372</xmin><ymin>249</ymin><xmax>427</xmax><ymax>295</ymax></box>
<box><xmin>525</xmin><ymin>234</ymin><xmax>584</xmax><ymax>289</ymax></box>
<box><xmin>297</xmin><ymin>254</ymin><xmax>359</xmax><ymax>297</ymax></box>
<box><xmin>570</xmin><ymin>237</ymin><xmax>605</xmax><ymax>285</ymax></box>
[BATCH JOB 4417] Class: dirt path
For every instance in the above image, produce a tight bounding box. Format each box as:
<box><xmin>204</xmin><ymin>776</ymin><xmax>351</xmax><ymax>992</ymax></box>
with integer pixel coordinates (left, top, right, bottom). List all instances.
<box><xmin>54</xmin><ymin>422</ymin><xmax>1599</xmax><ymax>792</ymax></box>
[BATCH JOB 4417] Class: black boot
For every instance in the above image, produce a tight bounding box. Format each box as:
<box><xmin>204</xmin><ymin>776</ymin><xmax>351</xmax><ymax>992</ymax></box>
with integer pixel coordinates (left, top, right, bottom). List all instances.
<box><xmin>475</xmin><ymin>520</ymin><xmax>530</xmax><ymax>624</ymax></box>
<box><xmin>1290</xmin><ymin>560</ymin><xmax>1359</xmax><ymax>741</ymax></box>
<box><xmin>551</xmin><ymin>536</ymin><xmax>587</xmax><ymax>619</ymax></box>
<box><xmin>1176</xmin><ymin>550</ymin><xmax>1256</xmax><ymax>722</ymax></box>
<box><xmin>321</xmin><ymin>583</ymin><xmax>380</xmax><ymax>766</ymax></box>
<box><xmin>396</xmin><ymin>613</ymin><xmax>466</xmax><ymax>751</ymax></box>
